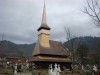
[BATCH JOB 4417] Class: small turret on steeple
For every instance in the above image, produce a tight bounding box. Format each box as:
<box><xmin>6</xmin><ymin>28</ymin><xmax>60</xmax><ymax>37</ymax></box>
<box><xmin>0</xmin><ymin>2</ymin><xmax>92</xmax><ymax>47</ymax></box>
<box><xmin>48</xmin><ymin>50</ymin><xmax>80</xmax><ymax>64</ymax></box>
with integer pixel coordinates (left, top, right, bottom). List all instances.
<box><xmin>38</xmin><ymin>0</ymin><xmax>50</xmax><ymax>31</ymax></box>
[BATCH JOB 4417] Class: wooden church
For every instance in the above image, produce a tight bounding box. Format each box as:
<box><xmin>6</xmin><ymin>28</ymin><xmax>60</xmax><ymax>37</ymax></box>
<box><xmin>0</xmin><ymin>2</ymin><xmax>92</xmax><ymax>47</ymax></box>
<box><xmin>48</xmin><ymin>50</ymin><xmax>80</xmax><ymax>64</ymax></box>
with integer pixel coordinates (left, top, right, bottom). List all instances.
<box><xmin>31</xmin><ymin>1</ymin><xmax>71</xmax><ymax>69</ymax></box>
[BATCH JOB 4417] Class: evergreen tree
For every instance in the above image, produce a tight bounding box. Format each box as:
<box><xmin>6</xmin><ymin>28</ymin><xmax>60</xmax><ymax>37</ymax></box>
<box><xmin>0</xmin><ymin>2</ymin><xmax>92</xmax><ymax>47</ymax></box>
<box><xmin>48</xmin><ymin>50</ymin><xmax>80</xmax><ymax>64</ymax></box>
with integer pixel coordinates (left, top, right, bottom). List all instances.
<box><xmin>76</xmin><ymin>42</ymin><xmax>88</xmax><ymax>65</ymax></box>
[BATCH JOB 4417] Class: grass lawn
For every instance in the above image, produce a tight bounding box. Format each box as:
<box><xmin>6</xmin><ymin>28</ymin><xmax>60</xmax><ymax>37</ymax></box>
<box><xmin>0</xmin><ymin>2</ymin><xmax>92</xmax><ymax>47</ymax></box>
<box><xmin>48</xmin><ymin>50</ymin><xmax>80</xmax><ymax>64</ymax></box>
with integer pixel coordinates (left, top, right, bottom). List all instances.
<box><xmin>33</xmin><ymin>69</ymin><xmax>48</xmax><ymax>75</ymax></box>
<box><xmin>0</xmin><ymin>67</ymin><xmax>92</xmax><ymax>75</ymax></box>
<box><xmin>0</xmin><ymin>67</ymin><xmax>14</xmax><ymax>75</ymax></box>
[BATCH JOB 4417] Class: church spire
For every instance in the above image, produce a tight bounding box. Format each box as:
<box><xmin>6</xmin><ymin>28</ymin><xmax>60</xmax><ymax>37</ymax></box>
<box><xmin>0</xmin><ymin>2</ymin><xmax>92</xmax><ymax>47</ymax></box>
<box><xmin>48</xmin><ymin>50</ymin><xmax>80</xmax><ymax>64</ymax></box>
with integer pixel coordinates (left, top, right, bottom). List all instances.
<box><xmin>42</xmin><ymin>0</ymin><xmax>46</xmax><ymax>24</ymax></box>
<box><xmin>38</xmin><ymin>0</ymin><xmax>50</xmax><ymax>31</ymax></box>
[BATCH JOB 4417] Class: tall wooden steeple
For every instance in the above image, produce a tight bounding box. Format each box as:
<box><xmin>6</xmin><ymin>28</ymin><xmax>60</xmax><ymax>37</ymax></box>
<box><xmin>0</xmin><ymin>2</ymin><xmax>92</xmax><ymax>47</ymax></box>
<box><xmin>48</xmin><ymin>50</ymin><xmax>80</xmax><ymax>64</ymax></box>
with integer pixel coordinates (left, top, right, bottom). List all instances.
<box><xmin>38</xmin><ymin>0</ymin><xmax>50</xmax><ymax>48</ymax></box>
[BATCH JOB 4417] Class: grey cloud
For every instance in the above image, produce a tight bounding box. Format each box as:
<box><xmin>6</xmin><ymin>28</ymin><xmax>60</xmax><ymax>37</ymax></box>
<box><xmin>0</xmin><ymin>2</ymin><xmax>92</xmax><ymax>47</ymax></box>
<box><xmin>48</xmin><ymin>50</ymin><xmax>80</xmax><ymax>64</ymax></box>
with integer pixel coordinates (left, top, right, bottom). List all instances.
<box><xmin>0</xmin><ymin>0</ymin><xmax>99</xmax><ymax>44</ymax></box>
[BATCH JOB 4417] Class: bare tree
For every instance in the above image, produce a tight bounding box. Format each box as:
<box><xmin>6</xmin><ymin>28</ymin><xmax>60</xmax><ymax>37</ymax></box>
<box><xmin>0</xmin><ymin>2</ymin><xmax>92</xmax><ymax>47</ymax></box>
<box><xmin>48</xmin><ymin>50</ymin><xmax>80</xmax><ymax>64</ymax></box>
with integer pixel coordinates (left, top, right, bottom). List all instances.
<box><xmin>64</xmin><ymin>27</ymin><xmax>74</xmax><ymax>56</ymax></box>
<box><xmin>83</xmin><ymin>0</ymin><xmax>100</xmax><ymax>27</ymax></box>
<box><xmin>64</xmin><ymin>27</ymin><xmax>76</xmax><ymax>73</ymax></box>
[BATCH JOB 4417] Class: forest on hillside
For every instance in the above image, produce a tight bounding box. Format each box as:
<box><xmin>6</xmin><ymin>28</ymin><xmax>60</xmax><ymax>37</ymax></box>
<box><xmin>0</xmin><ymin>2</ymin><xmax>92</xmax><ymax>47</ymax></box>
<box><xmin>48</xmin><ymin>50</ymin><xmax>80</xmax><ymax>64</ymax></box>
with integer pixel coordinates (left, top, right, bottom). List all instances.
<box><xmin>0</xmin><ymin>36</ymin><xmax>100</xmax><ymax>65</ymax></box>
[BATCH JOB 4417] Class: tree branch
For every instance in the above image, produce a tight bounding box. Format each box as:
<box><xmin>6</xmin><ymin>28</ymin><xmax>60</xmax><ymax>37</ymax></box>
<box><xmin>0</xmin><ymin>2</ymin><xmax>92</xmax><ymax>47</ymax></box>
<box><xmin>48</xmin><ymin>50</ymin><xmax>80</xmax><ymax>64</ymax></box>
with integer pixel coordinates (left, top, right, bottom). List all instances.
<box><xmin>83</xmin><ymin>0</ymin><xmax>100</xmax><ymax>26</ymax></box>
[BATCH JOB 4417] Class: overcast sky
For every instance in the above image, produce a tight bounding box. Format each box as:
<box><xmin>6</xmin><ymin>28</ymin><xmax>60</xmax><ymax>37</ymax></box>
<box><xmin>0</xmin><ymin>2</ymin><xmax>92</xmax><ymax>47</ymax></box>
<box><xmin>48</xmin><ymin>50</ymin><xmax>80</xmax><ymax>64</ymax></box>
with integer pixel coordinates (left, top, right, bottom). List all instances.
<box><xmin>0</xmin><ymin>0</ymin><xmax>100</xmax><ymax>44</ymax></box>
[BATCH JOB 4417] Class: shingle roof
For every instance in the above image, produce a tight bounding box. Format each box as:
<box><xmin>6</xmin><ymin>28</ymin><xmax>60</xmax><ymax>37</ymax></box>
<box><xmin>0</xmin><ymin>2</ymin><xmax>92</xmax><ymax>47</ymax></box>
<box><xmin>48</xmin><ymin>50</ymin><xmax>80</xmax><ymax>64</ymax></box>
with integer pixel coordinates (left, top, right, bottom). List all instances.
<box><xmin>38</xmin><ymin>24</ymin><xmax>50</xmax><ymax>31</ymax></box>
<box><xmin>32</xmin><ymin>40</ymin><xmax>69</xmax><ymax>56</ymax></box>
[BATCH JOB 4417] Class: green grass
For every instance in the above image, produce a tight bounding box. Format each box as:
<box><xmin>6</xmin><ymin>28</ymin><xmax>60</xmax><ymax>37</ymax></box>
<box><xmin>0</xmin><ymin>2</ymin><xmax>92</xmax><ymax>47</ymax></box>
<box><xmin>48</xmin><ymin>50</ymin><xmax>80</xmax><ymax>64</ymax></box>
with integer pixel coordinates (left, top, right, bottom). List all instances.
<box><xmin>0</xmin><ymin>68</ymin><xmax>92</xmax><ymax>75</ymax></box>
<box><xmin>79</xmin><ymin>70</ymin><xmax>91</xmax><ymax>75</ymax></box>
<box><xmin>0</xmin><ymin>67</ymin><xmax>13</xmax><ymax>75</ymax></box>
<box><xmin>33</xmin><ymin>69</ymin><xmax>48</xmax><ymax>75</ymax></box>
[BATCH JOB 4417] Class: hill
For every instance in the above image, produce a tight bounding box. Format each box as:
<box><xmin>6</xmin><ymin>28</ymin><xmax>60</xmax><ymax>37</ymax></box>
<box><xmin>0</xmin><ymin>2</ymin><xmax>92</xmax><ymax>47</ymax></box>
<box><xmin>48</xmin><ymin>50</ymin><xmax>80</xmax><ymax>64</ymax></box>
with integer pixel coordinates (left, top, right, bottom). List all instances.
<box><xmin>0</xmin><ymin>36</ymin><xmax>100</xmax><ymax>58</ymax></box>
<box><xmin>0</xmin><ymin>40</ymin><xmax>35</xmax><ymax>57</ymax></box>
<box><xmin>64</xmin><ymin>36</ymin><xmax>100</xmax><ymax>53</ymax></box>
